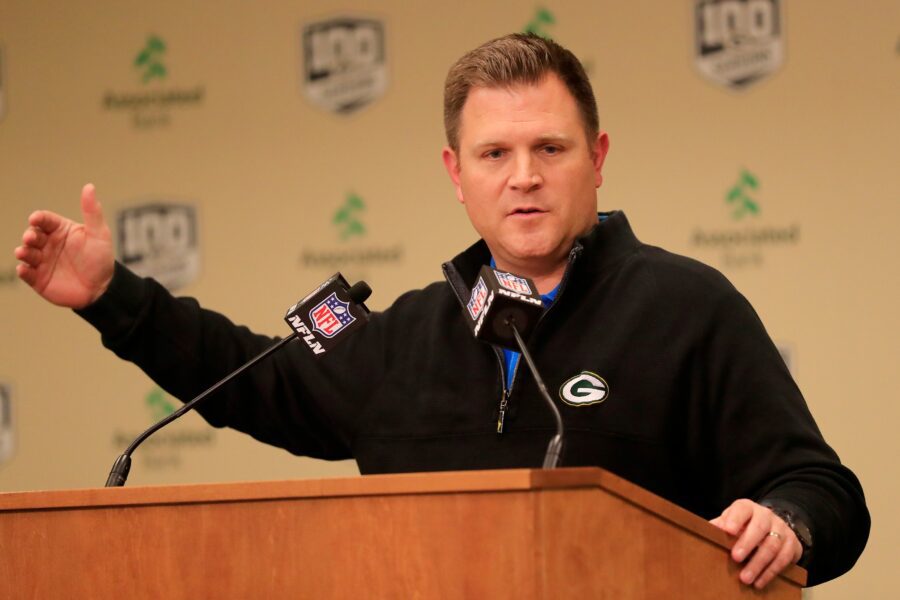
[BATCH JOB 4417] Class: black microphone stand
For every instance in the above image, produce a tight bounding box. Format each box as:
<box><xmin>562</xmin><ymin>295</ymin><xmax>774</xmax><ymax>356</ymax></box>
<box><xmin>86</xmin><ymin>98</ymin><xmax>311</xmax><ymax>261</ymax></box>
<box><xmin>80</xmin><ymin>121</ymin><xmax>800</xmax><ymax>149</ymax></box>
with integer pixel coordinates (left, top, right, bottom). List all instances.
<box><xmin>507</xmin><ymin>320</ymin><xmax>564</xmax><ymax>469</ymax></box>
<box><xmin>104</xmin><ymin>334</ymin><xmax>298</xmax><ymax>487</ymax></box>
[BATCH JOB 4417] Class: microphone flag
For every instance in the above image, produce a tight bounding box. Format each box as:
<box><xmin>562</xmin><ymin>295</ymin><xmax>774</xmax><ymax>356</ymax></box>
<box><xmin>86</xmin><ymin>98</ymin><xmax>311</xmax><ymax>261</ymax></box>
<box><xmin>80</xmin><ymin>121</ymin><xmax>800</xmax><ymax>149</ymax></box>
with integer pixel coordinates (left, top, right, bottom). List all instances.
<box><xmin>465</xmin><ymin>265</ymin><xmax>543</xmax><ymax>351</ymax></box>
<box><xmin>284</xmin><ymin>273</ymin><xmax>370</xmax><ymax>356</ymax></box>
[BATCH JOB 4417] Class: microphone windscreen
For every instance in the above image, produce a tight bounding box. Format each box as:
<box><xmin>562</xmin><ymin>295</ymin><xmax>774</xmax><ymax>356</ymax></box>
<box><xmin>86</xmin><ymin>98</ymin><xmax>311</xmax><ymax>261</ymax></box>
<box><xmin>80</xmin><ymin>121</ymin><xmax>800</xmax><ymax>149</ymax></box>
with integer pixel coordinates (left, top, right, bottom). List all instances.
<box><xmin>348</xmin><ymin>281</ymin><xmax>372</xmax><ymax>304</ymax></box>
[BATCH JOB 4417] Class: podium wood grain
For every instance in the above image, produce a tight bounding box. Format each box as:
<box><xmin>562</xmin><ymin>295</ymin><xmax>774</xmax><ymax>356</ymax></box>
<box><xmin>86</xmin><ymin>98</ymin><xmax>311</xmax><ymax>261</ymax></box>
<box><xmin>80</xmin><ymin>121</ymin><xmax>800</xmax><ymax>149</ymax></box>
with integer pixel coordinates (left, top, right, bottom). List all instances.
<box><xmin>0</xmin><ymin>468</ymin><xmax>804</xmax><ymax>599</ymax></box>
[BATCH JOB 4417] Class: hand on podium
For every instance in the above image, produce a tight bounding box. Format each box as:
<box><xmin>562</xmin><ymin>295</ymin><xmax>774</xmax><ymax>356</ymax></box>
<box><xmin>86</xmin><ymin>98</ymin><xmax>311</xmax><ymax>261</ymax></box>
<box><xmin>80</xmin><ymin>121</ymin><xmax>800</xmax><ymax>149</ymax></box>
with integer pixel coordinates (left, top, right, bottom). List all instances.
<box><xmin>14</xmin><ymin>183</ymin><xmax>115</xmax><ymax>309</ymax></box>
<box><xmin>710</xmin><ymin>499</ymin><xmax>803</xmax><ymax>590</ymax></box>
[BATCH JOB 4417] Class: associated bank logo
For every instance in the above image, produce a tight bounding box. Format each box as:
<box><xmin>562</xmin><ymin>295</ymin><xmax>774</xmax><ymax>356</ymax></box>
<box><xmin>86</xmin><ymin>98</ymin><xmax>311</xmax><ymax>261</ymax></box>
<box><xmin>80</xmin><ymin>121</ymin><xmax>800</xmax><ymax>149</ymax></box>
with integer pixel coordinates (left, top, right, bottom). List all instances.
<box><xmin>302</xmin><ymin>17</ymin><xmax>387</xmax><ymax>115</ymax></box>
<box><xmin>103</xmin><ymin>35</ymin><xmax>205</xmax><ymax>129</ymax></box>
<box><xmin>301</xmin><ymin>191</ymin><xmax>404</xmax><ymax>277</ymax></box>
<box><xmin>694</xmin><ymin>0</ymin><xmax>784</xmax><ymax>90</ymax></box>
<box><xmin>116</xmin><ymin>202</ymin><xmax>200</xmax><ymax>291</ymax></box>
<box><xmin>523</xmin><ymin>8</ymin><xmax>556</xmax><ymax>39</ymax></box>
<box><xmin>146</xmin><ymin>386</ymin><xmax>176</xmax><ymax>420</ymax></box>
<box><xmin>691</xmin><ymin>168</ymin><xmax>799</xmax><ymax>269</ymax></box>
<box><xmin>518</xmin><ymin>10</ymin><xmax>594</xmax><ymax>75</ymax></box>
<box><xmin>0</xmin><ymin>384</ymin><xmax>14</xmax><ymax>466</ymax></box>
<box><xmin>0</xmin><ymin>45</ymin><xmax>6</xmax><ymax>122</ymax></box>
<box><xmin>334</xmin><ymin>193</ymin><xmax>366</xmax><ymax>239</ymax></box>
<box><xmin>559</xmin><ymin>372</ymin><xmax>608</xmax><ymax>407</ymax></box>
<box><xmin>135</xmin><ymin>35</ymin><xmax>167</xmax><ymax>82</ymax></box>
<box><xmin>726</xmin><ymin>169</ymin><xmax>760</xmax><ymax>219</ymax></box>
<box><xmin>111</xmin><ymin>386</ymin><xmax>214</xmax><ymax>472</ymax></box>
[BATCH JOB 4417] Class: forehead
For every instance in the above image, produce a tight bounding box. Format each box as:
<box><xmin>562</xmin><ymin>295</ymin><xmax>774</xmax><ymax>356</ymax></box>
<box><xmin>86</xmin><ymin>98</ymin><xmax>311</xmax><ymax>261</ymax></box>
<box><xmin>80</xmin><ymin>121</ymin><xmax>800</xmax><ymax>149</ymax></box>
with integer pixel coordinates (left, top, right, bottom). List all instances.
<box><xmin>458</xmin><ymin>75</ymin><xmax>583</xmax><ymax>144</ymax></box>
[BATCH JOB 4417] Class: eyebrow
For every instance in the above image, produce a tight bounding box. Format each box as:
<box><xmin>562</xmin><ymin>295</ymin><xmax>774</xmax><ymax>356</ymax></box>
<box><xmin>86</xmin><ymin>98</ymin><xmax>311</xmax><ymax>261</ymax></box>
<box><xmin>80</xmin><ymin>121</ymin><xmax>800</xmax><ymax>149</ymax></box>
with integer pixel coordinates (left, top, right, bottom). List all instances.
<box><xmin>472</xmin><ymin>133</ymin><xmax>574</xmax><ymax>149</ymax></box>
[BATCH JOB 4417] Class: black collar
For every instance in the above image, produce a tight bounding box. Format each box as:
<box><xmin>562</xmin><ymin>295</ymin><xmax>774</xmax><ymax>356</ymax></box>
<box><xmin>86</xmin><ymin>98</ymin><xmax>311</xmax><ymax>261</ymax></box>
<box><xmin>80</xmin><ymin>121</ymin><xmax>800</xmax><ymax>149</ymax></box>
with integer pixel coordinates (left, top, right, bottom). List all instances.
<box><xmin>441</xmin><ymin>210</ymin><xmax>642</xmax><ymax>300</ymax></box>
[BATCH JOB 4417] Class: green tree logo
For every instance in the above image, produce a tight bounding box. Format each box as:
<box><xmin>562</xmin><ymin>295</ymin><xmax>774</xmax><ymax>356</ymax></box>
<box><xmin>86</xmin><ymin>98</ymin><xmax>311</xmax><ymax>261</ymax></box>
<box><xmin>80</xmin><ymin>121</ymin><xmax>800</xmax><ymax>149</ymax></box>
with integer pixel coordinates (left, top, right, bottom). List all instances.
<box><xmin>135</xmin><ymin>36</ymin><xmax>167</xmax><ymax>83</ymax></box>
<box><xmin>145</xmin><ymin>387</ymin><xmax>176</xmax><ymax>421</ymax></box>
<box><xmin>523</xmin><ymin>7</ymin><xmax>556</xmax><ymax>39</ymax></box>
<box><xmin>333</xmin><ymin>193</ymin><xmax>366</xmax><ymax>240</ymax></box>
<box><xmin>726</xmin><ymin>169</ymin><xmax>761</xmax><ymax>220</ymax></box>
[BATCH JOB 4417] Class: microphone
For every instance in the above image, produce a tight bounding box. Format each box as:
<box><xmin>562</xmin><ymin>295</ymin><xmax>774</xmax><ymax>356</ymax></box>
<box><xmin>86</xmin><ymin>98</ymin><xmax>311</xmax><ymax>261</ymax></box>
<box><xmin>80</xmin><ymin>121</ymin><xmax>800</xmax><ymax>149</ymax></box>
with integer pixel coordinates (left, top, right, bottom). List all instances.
<box><xmin>465</xmin><ymin>266</ymin><xmax>543</xmax><ymax>350</ymax></box>
<box><xmin>104</xmin><ymin>273</ymin><xmax>372</xmax><ymax>487</ymax></box>
<box><xmin>464</xmin><ymin>265</ymin><xmax>565</xmax><ymax>469</ymax></box>
<box><xmin>284</xmin><ymin>273</ymin><xmax>371</xmax><ymax>357</ymax></box>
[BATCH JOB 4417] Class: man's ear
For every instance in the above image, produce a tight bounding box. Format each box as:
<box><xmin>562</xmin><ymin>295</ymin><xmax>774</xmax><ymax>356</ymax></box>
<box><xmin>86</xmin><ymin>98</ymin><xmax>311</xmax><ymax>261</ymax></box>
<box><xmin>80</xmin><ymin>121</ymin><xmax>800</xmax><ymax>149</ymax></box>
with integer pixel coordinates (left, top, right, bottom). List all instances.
<box><xmin>592</xmin><ymin>132</ymin><xmax>610</xmax><ymax>188</ymax></box>
<box><xmin>442</xmin><ymin>146</ymin><xmax>465</xmax><ymax>204</ymax></box>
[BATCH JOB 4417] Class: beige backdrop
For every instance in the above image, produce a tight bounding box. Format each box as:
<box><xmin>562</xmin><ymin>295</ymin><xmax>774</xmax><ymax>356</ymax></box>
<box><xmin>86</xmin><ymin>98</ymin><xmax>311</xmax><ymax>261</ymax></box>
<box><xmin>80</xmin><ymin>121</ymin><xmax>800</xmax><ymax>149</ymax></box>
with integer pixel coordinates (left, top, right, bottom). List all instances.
<box><xmin>1</xmin><ymin>1</ymin><xmax>897</xmax><ymax>597</ymax></box>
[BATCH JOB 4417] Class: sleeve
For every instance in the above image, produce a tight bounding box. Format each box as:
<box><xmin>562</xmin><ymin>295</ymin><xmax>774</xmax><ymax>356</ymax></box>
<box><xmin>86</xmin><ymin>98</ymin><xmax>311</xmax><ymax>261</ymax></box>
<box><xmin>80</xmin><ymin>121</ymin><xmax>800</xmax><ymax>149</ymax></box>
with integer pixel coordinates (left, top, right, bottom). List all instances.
<box><xmin>703</xmin><ymin>289</ymin><xmax>870</xmax><ymax>586</ymax></box>
<box><xmin>75</xmin><ymin>262</ymin><xmax>381</xmax><ymax>460</ymax></box>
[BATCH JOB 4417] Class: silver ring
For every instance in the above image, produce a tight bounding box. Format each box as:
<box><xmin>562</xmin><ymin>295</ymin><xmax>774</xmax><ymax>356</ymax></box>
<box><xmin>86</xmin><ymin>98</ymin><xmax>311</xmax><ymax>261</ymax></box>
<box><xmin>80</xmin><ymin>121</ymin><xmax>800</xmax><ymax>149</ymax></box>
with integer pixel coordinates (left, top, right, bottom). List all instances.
<box><xmin>767</xmin><ymin>531</ymin><xmax>782</xmax><ymax>540</ymax></box>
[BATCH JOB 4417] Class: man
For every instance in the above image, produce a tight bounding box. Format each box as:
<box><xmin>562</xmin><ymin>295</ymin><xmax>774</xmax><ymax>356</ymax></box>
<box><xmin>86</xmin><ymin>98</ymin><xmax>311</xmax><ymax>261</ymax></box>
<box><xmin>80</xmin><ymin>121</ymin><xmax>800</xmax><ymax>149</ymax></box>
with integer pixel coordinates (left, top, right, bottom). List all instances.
<box><xmin>15</xmin><ymin>34</ymin><xmax>867</xmax><ymax>589</ymax></box>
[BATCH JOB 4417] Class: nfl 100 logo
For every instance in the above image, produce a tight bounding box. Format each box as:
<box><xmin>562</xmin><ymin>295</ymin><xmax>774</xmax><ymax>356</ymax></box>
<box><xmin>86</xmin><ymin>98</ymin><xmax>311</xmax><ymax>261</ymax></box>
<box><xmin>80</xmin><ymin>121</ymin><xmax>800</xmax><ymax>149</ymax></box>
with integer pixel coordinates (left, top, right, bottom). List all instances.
<box><xmin>494</xmin><ymin>271</ymin><xmax>532</xmax><ymax>295</ymax></box>
<box><xmin>467</xmin><ymin>278</ymin><xmax>488</xmax><ymax>321</ymax></box>
<box><xmin>301</xmin><ymin>17</ymin><xmax>387</xmax><ymax>114</ymax></box>
<box><xmin>310</xmin><ymin>292</ymin><xmax>356</xmax><ymax>338</ymax></box>
<box><xmin>694</xmin><ymin>0</ymin><xmax>784</xmax><ymax>89</ymax></box>
<box><xmin>117</xmin><ymin>203</ymin><xmax>199</xmax><ymax>291</ymax></box>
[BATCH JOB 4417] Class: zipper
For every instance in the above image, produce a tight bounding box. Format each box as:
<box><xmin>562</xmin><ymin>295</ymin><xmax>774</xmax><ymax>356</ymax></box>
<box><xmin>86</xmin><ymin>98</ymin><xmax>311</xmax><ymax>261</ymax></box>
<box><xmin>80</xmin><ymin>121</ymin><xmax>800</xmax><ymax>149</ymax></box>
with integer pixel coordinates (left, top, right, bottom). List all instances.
<box><xmin>493</xmin><ymin>244</ymin><xmax>583</xmax><ymax>435</ymax></box>
<box><xmin>495</xmin><ymin>354</ymin><xmax>521</xmax><ymax>434</ymax></box>
<box><xmin>497</xmin><ymin>387</ymin><xmax>509</xmax><ymax>433</ymax></box>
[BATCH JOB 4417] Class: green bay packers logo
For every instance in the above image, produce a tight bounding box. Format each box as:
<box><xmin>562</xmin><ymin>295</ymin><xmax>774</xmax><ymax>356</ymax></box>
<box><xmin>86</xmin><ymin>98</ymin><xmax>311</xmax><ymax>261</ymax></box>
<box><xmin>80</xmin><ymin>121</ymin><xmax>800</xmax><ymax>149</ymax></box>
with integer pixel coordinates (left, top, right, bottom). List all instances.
<box><xmin>559</xmin><ymin>371</ymin><xmax>609</xmax><ymax>407</ymax></box>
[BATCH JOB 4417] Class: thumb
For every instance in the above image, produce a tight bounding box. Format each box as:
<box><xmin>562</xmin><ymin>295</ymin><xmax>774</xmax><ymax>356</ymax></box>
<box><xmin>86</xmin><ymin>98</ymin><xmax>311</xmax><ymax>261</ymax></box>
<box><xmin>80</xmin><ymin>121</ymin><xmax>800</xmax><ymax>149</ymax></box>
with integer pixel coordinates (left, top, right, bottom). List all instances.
<box><xmin>80</xmin><ymin>183</ymin><xmax>107</xmax><ymax>233</ymax></box>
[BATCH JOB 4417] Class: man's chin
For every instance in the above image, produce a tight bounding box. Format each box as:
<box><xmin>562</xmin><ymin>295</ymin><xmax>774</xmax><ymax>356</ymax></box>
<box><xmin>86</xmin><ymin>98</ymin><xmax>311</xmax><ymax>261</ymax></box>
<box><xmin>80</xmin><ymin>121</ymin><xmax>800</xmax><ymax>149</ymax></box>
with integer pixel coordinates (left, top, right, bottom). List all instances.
<box><xmin>496</xmin><ymin>241</ymin><xmax>564</xmax><ymax>268</ymax></box>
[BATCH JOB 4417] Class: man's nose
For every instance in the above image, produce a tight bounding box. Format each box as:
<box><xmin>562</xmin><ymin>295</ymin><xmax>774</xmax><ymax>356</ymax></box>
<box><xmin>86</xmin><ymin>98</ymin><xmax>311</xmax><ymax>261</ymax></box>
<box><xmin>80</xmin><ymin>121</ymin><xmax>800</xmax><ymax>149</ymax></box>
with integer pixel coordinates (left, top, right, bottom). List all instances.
<box><xmin>508</xmin><ymin>155</ymin><xmax>543</xmax><ymax>192</ymax></box>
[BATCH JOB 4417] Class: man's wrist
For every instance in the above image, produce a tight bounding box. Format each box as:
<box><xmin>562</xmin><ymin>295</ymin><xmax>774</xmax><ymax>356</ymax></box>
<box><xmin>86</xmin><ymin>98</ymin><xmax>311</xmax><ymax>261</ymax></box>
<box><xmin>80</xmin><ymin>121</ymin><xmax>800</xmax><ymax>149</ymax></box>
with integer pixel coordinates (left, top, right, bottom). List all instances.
<box><xmin>761</xmin><ymin>500</ymin><xmax>813</xmax><ymax>566</ymax></box>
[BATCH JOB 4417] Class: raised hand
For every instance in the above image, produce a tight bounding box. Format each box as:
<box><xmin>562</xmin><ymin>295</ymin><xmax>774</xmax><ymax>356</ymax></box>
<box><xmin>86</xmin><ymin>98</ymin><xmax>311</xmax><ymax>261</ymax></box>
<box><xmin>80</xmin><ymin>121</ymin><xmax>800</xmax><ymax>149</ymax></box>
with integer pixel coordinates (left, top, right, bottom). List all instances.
<box><xmin>14</xmin><ymin>183</ymin><xmax>115</xmax><ymax>309</ymax></box>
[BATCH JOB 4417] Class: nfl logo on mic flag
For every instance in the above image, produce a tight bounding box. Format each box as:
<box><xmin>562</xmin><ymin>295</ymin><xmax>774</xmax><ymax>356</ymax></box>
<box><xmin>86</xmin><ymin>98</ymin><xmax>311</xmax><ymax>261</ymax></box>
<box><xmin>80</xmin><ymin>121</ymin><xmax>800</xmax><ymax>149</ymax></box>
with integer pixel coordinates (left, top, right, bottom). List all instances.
<box><xmin>467</xmin><ymin>278</ymin><xmax>488</xmax><ymax>320</ymax></box>
<box><xmin>465</xmin><ymin>266</ymin><xmax>543</xmax><ymax>351</ymax></box>
<box><xmin>495</xmin><ymin>271</ymin><xmax>533</xmax><ymax>295</ymax></box>
<box><xmin>285</xmin><ymin>273</ymin><xmax>369</xmax><ymax>356</ymax></box>
<box><xmin>311</xmin><ymin>293</ymin><xmax>356</xmax><ymax>338</ymax></box>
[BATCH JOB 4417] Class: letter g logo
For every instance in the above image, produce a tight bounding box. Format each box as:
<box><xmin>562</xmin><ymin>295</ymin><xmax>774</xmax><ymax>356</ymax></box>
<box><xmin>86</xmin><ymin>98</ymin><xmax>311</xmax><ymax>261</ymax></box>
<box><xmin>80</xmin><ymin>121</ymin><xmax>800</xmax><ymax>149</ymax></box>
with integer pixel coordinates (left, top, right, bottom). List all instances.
<box><xmin>559</xmin><ymin>372</ymin><xmax>609</xmax><ymax>407</ymax></box>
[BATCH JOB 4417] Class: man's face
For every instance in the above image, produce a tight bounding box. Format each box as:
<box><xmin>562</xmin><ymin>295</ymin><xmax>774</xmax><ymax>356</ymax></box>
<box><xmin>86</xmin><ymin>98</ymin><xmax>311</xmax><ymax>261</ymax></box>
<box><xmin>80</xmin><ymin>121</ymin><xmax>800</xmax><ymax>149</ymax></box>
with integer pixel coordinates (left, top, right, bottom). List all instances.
<box><xmin>443</xmin><ymin>73</ymin><xmax>609</xmax><ymax>276</ymax></box>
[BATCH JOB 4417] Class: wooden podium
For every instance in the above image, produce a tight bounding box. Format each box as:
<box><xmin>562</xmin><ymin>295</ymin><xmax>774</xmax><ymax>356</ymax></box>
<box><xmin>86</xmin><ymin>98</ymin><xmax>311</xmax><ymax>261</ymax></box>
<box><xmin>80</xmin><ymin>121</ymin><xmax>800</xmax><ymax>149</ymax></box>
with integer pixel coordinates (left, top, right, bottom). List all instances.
<box><xmin>0</xmin><ymin>467</ymin><xmax>804</xmax><ymax>598</ymax></box>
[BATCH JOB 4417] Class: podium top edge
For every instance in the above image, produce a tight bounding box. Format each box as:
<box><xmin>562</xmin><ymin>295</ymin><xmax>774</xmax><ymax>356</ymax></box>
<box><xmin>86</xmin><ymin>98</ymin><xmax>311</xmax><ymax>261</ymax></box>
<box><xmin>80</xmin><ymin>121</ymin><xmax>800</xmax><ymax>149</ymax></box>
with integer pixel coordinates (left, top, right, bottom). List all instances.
<box><xmin>0</xmin><ymin>466</ymin><xmax>806</xmax><ymax>586</ymax></box>
<box><xmin>0</xmin><ymin>467</ymin><xmax>599</xmax><ymax>510</ymax></box>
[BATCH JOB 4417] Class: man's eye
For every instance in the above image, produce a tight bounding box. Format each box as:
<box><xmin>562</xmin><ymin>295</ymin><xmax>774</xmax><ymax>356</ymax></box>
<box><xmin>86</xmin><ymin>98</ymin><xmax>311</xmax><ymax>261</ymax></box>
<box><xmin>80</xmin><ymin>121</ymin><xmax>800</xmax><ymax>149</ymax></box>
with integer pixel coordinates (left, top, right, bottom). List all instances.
<box><xmin>541</xmin><ymin>145</ymin><xmax>561</xmax><ymax>155</ymax></box>
<box><xmin>484</xmin><ymin>149</ymin><xmax>504</xmax><ymax>160</ymax></box>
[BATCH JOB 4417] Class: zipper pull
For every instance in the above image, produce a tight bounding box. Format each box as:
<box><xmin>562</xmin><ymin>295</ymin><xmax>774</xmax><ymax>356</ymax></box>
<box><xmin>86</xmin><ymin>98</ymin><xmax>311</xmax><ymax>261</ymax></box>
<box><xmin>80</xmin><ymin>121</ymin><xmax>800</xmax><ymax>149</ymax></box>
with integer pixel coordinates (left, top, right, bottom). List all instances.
<box><xmin>497</xmin><ymin>391</ymin><xmax>509</xmax><ymax>434</ymax></box>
